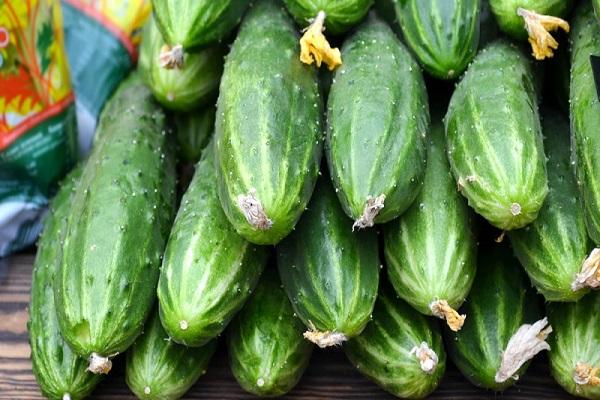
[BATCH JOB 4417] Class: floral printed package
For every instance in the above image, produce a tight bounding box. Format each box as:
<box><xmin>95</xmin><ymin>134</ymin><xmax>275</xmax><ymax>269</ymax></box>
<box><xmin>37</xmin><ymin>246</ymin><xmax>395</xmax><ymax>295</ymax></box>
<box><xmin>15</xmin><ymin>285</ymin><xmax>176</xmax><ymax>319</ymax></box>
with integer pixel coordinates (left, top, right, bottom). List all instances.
<box><xmin>0</xmin><ymin>0</ymin><xmax>77</xmax><ymax>257</ymax></box>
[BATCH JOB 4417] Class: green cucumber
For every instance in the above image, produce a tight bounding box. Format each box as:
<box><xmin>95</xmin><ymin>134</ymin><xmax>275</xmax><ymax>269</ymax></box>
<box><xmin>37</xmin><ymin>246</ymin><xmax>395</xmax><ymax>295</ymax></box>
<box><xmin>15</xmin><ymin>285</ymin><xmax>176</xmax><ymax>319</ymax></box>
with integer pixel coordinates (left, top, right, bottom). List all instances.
<box><xmin>595</xmin><ymin>0</ymin><xmax>600</xmax><ymax>21</ymax></box>
<box><xmin>153</xmin><ymin>0</ymin><xmax>250</xmax><ymax>50</ymax></box>
<box><xmin>379</xmin><ymin>0</ymin><xmax>481</xmax><ymax>79</ymax></box>
<box><xmin>125</xmin><ymin>310</ymin><xmax>217</xmax><ymax>400</ymax></box>
<box><xmin>158</xmin><ymin>144</ymin><xmax>268</xmax><ymax>347</ymax></box>
<box><xmin>174</xmin><ymin>108</ymin><xmax>215</xmax><ymax>164</ymax></box>
<box><xmin>215</xmin><ymin>0</ymin><xmax>323</xmax><ymax>245</ymax></box>
<box><xmin>489</xmin><ymin>0</ymin><xmax>573</xmax><ymax>40</ymax></box>
<box><xmin>29</xmin><ymin>167</ymin><xmax>102</xmax><ymax>400</ymax></box>
<box><xmin>277</xmin><ymin>178</ymin><xmax>380</xmax><ymax>347</ymax></box>
<box><xmin>548</xmin><ymin>292</ymin><xmax>600</xmax><ymax>399</ymax></box>
<box><xmin>139</xmin><ymin>17</ymin><xmax>224</xmax><ymax>112</ymax></box>
<box><xmin>282</xmin><ymin>0</ymin><xmax>373</xmax><ymax>34</ymax></box>
<box><xmin>326</xmin><ymin>15</ymin><xmax>428</xmax><ymax>229</ymax></box>
<box><xmin>383</xmin><ymin>116</ymin><xmax>477</xmax><ymax>331</ymax></box>
<box><xmin>570</xmin><ymin>3</ymin><xmax>600</xmax><ymax>245</ymax></box>
<box><xmin>507</xmin><ymin>108</ymin><xmax>592</xmax><ymax>302</ymax></box>
<box><xmin>444</xmin><ymin>40</ymin><xmax>548</xmax><ymax>230</ymax></box>
<box><xmin>228</xmin><ymin>269</ymin><xmax>313</xmax><ymax>397</ymax></box>
<box><xmin>445</xmin><ymin>244</ymin><xmax>548</xmax><ymax>391</ymax></box>
<box><xmin>345</xmin><ymin>284</ymin><xmax>446</xmax><ymax>399</ymax></box>
<box><xmin>55</xmin><ymin>74</ymin><xmax>177</xmax><ymax>373</ymax></box>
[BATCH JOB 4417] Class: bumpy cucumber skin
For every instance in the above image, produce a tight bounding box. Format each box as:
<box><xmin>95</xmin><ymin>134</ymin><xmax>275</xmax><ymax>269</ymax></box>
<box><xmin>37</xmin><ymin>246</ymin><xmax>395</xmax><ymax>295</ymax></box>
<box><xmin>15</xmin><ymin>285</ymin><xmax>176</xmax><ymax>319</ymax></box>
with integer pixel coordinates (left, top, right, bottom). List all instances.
<box><xmin>29</xmin><ymin>168</ymin><xmax>102</xmax><ymax>400</ymax></box>
<box><xmin>174</xmin><ymin>108</ymin><xmax>215</xmax><ymax>164</ymax></box>
<box><xmin>489</xmin><ymin>0</ymin><xmax>573</xmax><ymax>39</ymax></box>
<box><xmin>444</xmin><ymin>245</ymin><xmax>542</xmax><ymax>391</ymax></box>
<box><xmin>126</xmin><ymin>310</ymin><xmax>217</xmax><ymax>400</ymax></box>
<box><xmin>153</xmin><ymin>0</ymin><xmax>250</xmax><ymax>49</ymax></box>
<box><xmin>444</xmin><ymin>41</ymin><xmax>548</xmax><ymax>230</ymax></box>
<box><xmin>326</xmin><ymin>16</ymin><xmax>428</xmax><ymax>225</ymax></box>
<box><xmin>277</xmin><ymin>178</ymin><xmax>380</xmax><ymax>339</ymax></box>
<box><xmin>570</xmin><ymin>4</ymin><xmax>600</xmax><ymax>245</ymax></box>
<box><xmin>158</xmin><ymin>145</ymin><xmax>268</xmax><ymax>347</ymax></box>
<box><xmin>387</xmin><ymin>0</ymin><xmax>480</xmax><ymax>79</ymax></box>
<box><xmin>55</xmin><ymin>74</ymin><xmax>177</xmax><ymax>358</ymax></box>
<box><xmin>508</xmin><ymin>109</ymin><xmax>591</xmax><ymax>302</ymax></box>
<box><xmin>282</xmin><ymin>0</ymin><xmax>373</xmax><ymax>34</ymax></box>
<box><xmin>345</xmin><ymin>285</ymin><xmax>446</xmax><ymax>399</ymax></box>
<box><xmin>139</xmin><ymin>17</ymin><xmax>224</xmax><ymax>112</ymax></box>
<box><xmin>384</xmin><ymin>119</ymin><xmax>477</xmax><ymax>316</ymax></box>
<box><xmin>215</xmin><ymin>0</ymin><xmax>323</xmax><ymax>245</ymax></box>
<box><xmin>548</xmin><ymin>292</ymin><xmax>600</xmax><ymax>400</ymax></box>
<box><xmin>228</xmin><ymin>269</ymin><xmax>313</xmax><ymax>397</ymax></box>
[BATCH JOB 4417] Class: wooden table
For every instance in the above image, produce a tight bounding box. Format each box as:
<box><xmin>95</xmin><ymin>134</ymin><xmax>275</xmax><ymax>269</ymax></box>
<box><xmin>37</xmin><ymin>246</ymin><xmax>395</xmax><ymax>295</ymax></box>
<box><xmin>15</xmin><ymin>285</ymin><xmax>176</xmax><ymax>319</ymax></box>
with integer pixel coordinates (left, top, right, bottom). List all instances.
<box><xmin>0</xmin><ymin>254</ymin><xmax>575</xmax><ymax>399</ymax></box>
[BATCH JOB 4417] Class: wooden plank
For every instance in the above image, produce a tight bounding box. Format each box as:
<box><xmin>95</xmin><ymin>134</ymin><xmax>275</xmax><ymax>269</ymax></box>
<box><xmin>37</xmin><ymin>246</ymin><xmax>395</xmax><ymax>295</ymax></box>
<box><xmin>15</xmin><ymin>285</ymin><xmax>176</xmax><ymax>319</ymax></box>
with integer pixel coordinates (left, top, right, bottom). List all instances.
<box><xmin>0</xmin><ymin>254</ymin><xmax>575</xmax><ymax>399</ymax></box>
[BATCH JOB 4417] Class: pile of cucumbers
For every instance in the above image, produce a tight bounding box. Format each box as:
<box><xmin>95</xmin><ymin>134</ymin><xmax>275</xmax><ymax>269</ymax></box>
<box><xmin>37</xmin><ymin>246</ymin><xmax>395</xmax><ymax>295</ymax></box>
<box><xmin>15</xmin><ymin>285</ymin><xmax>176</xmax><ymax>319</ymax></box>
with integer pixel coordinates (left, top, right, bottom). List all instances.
<box><xmin>29</xmin><ymin>0</ymin><xmax>600</xmax><ymax>399</ymax></box>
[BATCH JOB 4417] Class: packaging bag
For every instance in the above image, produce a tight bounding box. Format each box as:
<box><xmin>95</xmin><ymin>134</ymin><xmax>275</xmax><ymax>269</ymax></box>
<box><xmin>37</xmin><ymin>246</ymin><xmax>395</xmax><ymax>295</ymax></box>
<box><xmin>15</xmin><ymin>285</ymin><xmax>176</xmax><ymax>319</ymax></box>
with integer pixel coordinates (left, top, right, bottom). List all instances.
<box><xmin>61</xmin><ymin>0</ymin><xmax>151</xmax><ymax>155</ymax></box>
<box><xmin>0</xmin><ymin>0</ymin><xmax>77</xmax><ymax>257</ymax></box>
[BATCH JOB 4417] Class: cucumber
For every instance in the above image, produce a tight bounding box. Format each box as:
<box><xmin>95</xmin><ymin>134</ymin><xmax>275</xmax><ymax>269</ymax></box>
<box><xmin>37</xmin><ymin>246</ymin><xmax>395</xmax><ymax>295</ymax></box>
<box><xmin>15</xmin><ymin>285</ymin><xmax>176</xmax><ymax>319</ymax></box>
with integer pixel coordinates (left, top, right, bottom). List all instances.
<box><xmin>125</xmin><ymin>310</ymin><xmax>217</xmax><ymax>400</ymax></box>
<box><xmin>383</xmin><ymin>117</ymin><xmax>477</xmax><ymax>331</ymax></box>
<box><xmin>228</xmin><ymin>269</ymin><xmax>313</xmax><ymax>397</ymax></box>
<box><xmin>507</xmin><ymin>108</ymin><xmax>593</xmax><ymax>302</ymax></box>
<box><xmin>345</xmin><ymin>284</ymin><xmax>446</xmax><ymax>399</ymax></box>
<box><xmin>29</xmin><ymin>168</ymin><xmax>102</xmax><ymax>400</ymax></box>
<box><xmin>282</xmin><ymin>0</ymin><xmax>373</xmax><ymax>34</ymax></box>
<box><xmin>277</xmin><ymin>178</ymin><xmax>380</xmax><ymax>347</ymax></box>
<box><xmin>444</xmin><ymin>40</ymin><xmax>548</xmax><ymax>231</ymax></box>
<box><xmin>158</xmin><ymin>144</ymin><xmax>268</xmax><ymax>347</ymax></box>
<box><xmin>139</xmin><ymin>17</ymin><xmax>224</xmax><ymax>111</ymax></box>
<box><xmin>548</xmin><ymin>292</ymin><xmax>600</xmax><ymax>399</ymax></box>
<box><xmin>55</xmin><ymin>74</ymin><xmax>177</xmax><ymax>374</ymax></box>
<box><xmin>595</xmin><ymin>0</ymin><xmax>600</xmax><ymax>21</ymax></box>
<box><xmin>570</xmin><ymin>3</ymin><xmax>600</xmax><ymax>245</ymax></box>
<box><xmin>379</xmin><ymin>0</ymin><xmax>480</xmax><ymax>79</ymax></box>
<box><xmin>489</xmin><ymin>0</ymin><xmax>572</xmax><ymax>59</ymax></box>
<box><xmin>153</xmin><ymin>0</ymin><xmax>249</xmax><ymax>67</ymax></box>
<box><xmin>174</xmin><ymin>108</ymin><xmax>215</xmax><ymax>164</ymax></box>
<box><xmin>444</xmin><ymin>244</ymin><xmax>549</xmax><ymax>391</ymax></box>
<box><xmin>326</xmin><ymin>15</ymin><xmax>428</xmax><ymax>229</ymax></box>
<box><xmin>215</xmin><ymin>0</ymin><xmax>323</xmax><ymax>245</ymax></box>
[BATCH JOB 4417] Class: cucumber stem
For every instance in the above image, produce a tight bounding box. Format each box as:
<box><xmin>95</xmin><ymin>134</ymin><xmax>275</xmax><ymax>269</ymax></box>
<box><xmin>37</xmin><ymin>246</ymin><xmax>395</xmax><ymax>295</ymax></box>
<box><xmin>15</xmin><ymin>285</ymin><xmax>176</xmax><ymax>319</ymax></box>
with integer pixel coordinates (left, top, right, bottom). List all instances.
<box><xmin>352</xmin><ymin>194</ymin><xmax>386</xmax><ymax>231</ymax></box>
<box><xmin>495</xmin><ymin>318</ymin><xmax>552</xmax><ymax>383</ymax></box>
<box><xmin>571</xmin><ymin>248</ymin><xmax>600</xmax><ymax>291</ymax></box>
<box><xmin>409</xmin><ymin>342</ymin><xmax>439</xmax><ymax>374</ymax></box>
<box><xmin>159</xmin><ymin>44</ymin><xmax>184</xmax><ymax>69</ymax></box>
<box><xmin>62</xmin><ymin>394</ymin><xmax>71</xmax><ymax>400</ymax></box>
<box><xmin>574</xmin><ymin>362</ymin><xmax>600</xmax><ymax>387</ymax></box>
<box><xmin>517</xmin><ymin>8</ymin><xmax>570</xmax><ymax>60</ymax></box>
<box><xmin>237</xmin><ymin>189</ymin><xmax>273</xmax><ymax>230</ymax></box>
<box><xmin>87</xmin><ymin>352</ymin><xmax>112</xmax><ymax>374</ymax></box>
<box><xmin>303</xmin><ymin>321</ymin><xmax>347</xmax><ymax>348</ymax></box>
<box><xmin>430</xmin><ymin>300</ymin><xmax>466</xmax><ymax>332</ymax></box>
<box><xmin>299</xmin><ymin>11</ymin><xmax>342</xmax><ymax>71</ymax></box>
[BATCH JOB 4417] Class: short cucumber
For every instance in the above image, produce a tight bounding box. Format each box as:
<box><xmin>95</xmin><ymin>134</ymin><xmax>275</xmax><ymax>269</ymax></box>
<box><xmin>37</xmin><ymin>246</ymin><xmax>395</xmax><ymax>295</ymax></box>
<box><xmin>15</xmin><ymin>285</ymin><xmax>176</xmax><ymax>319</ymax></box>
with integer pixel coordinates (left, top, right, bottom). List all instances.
<box><xmin>29</xmin><ymin>167</ymin><xmax>102</xmax><ymax>400</ymax></box>
<box><xmin>55</xmin><ymin>74</ymin><xmax>177</xmax><ymax>373</ymax></box>
<box><xmin>139</xmin><ymin>17</ymin><xmax>224</xmax><ymax>112</ymax></box>
<box><xmin>228</xmin><ymin>269</ymin><xmax>313</xmax><ymax>397</ymax></box>
<box><xmin>345</xmin><ymin>284</ymin><xmax>446</xmax><ymax>399</ymax></box>
<box><xmin>215</xmin><ymin>0</ymin><xmax>323</xmax><ymax>245</ymax></box>
<box><xmin>548</xmin><ymin>292</ymin><xmax>600</xmax><ymax>399</ymax></box>
<box><xmin>507</xmin><ymin>108</ymin><xmax>592</xmax><ymax>302</ymax></box>
<box><xmin>126</xmin><ymin>310</ymin><xmax>217</xmax><ymax>400</ymax></box>
<box><xmin>377</xmin><ymin>0</ymin><xmax>481</xmax><ymax>79</ymax></box>
<box><xmin>384</xmin><ymin>116</ymin><xmax>477</xmax><ymax>331</ymax></box>
<box><xmin>570</xmin><ymin>3</ymin><xmax>600</xmax><ymax>245</ymax></box>
<box><xmin>282</xmin><ymin>0</ymin><xmax>373</xmax><ymax>34</ymax></box>
<box><xmin>444</xmin><ymin>244</ymin><xmax>548</xmax><ymax>390</ymax></box>
<box><xmin>445</xmin><ymin>40</ymin><xmax>548</xmax><ymax>230</ymax></box>
<box><xmin>326</xmin><ymin>15</ymin><xmax>428</xmax><ymax>228</ymax></box>
<box><xmin>277</xmin><ymin>177</ymin><xmax>380</xmax><ymax>348</ymax></box>
<box><xmin>157</xmin><ymin>144</ymin><xmax>268</xmax><ymax>347</ymax></box>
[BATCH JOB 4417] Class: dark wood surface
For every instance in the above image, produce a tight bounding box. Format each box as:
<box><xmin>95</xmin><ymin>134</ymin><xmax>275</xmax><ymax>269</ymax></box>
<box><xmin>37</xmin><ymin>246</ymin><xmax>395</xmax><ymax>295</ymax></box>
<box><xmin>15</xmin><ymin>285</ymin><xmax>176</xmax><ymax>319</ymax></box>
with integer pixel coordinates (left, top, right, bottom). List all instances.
<box><xmin>0</xmin><ymin>254</ymin><xmax>575</xmax><ymax>399</ymax></box>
